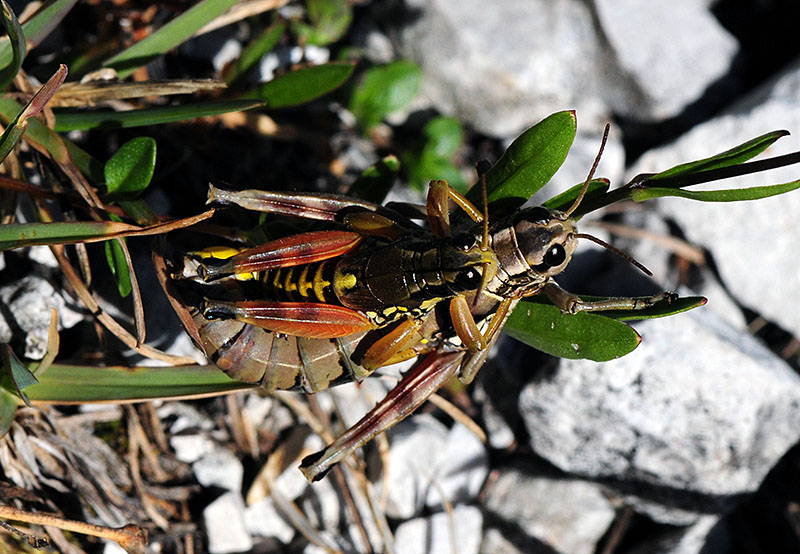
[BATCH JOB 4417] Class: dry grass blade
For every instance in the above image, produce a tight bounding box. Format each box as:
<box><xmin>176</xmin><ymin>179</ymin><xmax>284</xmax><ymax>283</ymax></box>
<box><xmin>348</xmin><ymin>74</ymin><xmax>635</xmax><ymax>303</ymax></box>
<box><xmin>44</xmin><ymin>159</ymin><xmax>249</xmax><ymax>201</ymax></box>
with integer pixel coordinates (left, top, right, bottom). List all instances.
<box><xmin>427</xmin><ymin>392</ymin><xmax>487</xmax><ymax>444</ymax></box>
<box><xmin>584</xmin><ymin>220</ymin><xmax>706</xmax><ymax>265</ymax></box>
<box><xmin>50</xmin><ymin>244</ymin><xmax>196</xmax><ymax>365</ymax></box>
<box><xmin>53</xmin><ymin>79</ymin><xmax>227</xmax><ymax>107</ymax></box>
<box><xmin>0</xmin><ymin>504</ymin><xmax>147</xmax><ymax>552</ymax></box>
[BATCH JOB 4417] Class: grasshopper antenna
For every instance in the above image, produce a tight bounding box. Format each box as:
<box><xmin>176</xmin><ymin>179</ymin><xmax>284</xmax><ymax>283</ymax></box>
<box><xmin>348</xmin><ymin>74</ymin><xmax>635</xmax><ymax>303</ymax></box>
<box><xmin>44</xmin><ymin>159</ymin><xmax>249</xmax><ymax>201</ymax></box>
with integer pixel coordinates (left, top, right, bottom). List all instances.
<box><xmin>564</xmin><ymin>123</ymin><xmax>611</xmax><ymax>218</ymax></box>
<box><xmin>574</xmin><ymin>232</ymin><xmax>653</xmax><ymax>277</ymax></box>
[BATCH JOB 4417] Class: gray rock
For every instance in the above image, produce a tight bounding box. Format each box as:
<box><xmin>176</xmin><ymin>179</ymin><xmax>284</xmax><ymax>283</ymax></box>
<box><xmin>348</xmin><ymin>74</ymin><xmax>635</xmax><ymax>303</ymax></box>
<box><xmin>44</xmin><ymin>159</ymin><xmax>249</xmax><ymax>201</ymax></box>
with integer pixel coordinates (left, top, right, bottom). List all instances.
<box><xmin>382</xmin><ymin>415</ymin><xmax>488</xmax><ymax>519</ymax></box>
<box><xmin>483</xmin><ymin>467</ymin><xmax>615</xmax><ymax>554</ymax></box>
<box><xmin>595</xmin><ymin>0</ymin><xmax>738</xmax><ymax>119</ymax></box>
<box><xmin>0</xmin><ymin>275</ymin><xmax>77</xmax><ymax>359</ymax></box>
<box><xmin>395</xmin><ymin>0</ymin><xmax>610</xmax><ymax>137</ymax></box>
<box><xmin>629</xmin><ymin>516</ymin><xmax>729</xmax><ymax>554</ymax></box>
<box><xmin>193</xmin><ymin>447</ymin><xmax>244</xmax><ymax>493</ymax></box>
<box><xmin>204</xmin><ymin>492</ymin><xmax>253</xmax><ymax>554</ymax></box>
<box><xmin>244</xmin><ymin>497</ymin><xmax>295</xmax><ymax>544</ymax></box>
<box><xmin>424</xmin><ymin>421</ymin><xmax>489</xmax><ymax>509</ymax></box>
<box><xmin>170</xmin><ymin>434</ymin><xmax>215</xmax><ymax>464</ymax></box>
<box><xmin>628</xmin><ymin>60</ymin><xmax>800</xmax><ymax>337</ymax></box>
<box><xmin>519</xmin><ymin>306</ymin><xmax>800</xmax><ymax>497</ymax></box>
<box><xmin>383</xmin><ymin>414</ymin><xmax>449</xmax><ymax>519</ymax></box>
<box><xmin>393</xmin><ymin>504</ymin><xmax>482</xmax><ymax>554</ymax></box>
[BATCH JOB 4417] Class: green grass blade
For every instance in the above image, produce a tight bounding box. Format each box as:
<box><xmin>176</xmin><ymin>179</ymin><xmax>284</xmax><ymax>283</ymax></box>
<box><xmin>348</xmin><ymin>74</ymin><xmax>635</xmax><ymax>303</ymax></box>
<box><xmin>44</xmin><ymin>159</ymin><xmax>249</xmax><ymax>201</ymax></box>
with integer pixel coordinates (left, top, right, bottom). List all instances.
<box><xmin>249</xmin><ymin>61</ymin><xmax>356</xmax><ymax>108</ymax></box>
<box><xmin>0</xmin><ymin>389</ymin><xmax>16</xmax><ymax>435</ymax></box>
<box><xmin>630</xmin><ymin>180</ymin><xmax>800</xmax><ymax>203</ymax></box>
<box><xmin>53</xmin><ymin>99</ymin><xmax>265</xmax><ymax>131</ymax></box>
<box><xmin>0</xmin><ymin>1</ymin><xmax>26</xmax><ymax>89</ymax></box>
<box><xmin>25</xmin><ymin>364</ymin><xmax>253</xmax><ymax>403</ymax></box>
<box><xmin>0</xmin><ymin>0</ymin><xmax>78</xmax><ymax>68</ymax></box>
<box><xmin>503</xmin><ymin>299</ymin><xmax>641</xmax><ymax>361</ymax></box>
<box><xmin>474</xmin><ymin>110</ymin><xmax>576</xmax><ymax>210</ymax></box>
<box><xmin>103</xmin><ymin>0</ymin><xmax>238</xmax><ymax>79</ymax></box>
<box><xmin>650</xmin><ymin>130</ymin><xmax>790</xmax><ymax>182</ymax></box>
<box><xmin>225</xmin><ymin>20</ymin><xmax>285</xmax><ymax>86</ymax></box>
<box><xmin>0</xmin><ymin>65</ymin><xmax>67</xmax><ymax>163</ymax></box>
<box><xmin>1</xmin><ymin>344</ymin><xmax>38</xmax><ymax>406</ymax></box>
<box><xmin>0</xmin><ymin>220</ymin><xmax>140</xmax><ymax>250</ymax></box>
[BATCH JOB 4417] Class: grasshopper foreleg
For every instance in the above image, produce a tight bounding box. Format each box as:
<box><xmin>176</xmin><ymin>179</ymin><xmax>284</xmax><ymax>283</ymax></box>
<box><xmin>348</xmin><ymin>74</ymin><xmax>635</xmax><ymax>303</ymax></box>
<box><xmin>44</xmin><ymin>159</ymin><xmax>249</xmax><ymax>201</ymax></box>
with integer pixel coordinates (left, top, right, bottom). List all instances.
<box><xmin>543</xmin><ymin>282</ymin><xmax>677</xmax><ymax>314</ymax></box>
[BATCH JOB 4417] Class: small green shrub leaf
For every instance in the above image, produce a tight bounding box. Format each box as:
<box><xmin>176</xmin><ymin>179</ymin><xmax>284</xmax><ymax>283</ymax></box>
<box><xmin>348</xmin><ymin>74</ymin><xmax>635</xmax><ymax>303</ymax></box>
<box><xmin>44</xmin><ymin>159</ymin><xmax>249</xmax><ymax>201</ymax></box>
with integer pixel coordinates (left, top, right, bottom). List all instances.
<box><xmin>503</xmin><ymin>300</ymin><xmax>641</xmax><ymax>361</ymax></box>
<box><xmin>349</xmin><ymin>60</ymin><xmax>422</xmax><ymax>130</ymax></box>
<box><xmin>104</xmin><ymin>137</ymin><xmax>156</xmax><ymax>200</ymax></box>
<box><xmin>252</xmin><ymin>62</ymin><xmax>355</xmax><ymax>108</ymax></box>
<box><xmin>293</xmin><ymin>0</ymin><xmax>353</xmax><ymax>46</ymax></box>
<box><xmin>475</xmin><ymin>110</ymin><xmax>576</xmax><ymax>210</ymax></box>
<box><xmin>348</xmin><ymin>155</ymin><xmax>400</xmax><ymax>203</ymax></box>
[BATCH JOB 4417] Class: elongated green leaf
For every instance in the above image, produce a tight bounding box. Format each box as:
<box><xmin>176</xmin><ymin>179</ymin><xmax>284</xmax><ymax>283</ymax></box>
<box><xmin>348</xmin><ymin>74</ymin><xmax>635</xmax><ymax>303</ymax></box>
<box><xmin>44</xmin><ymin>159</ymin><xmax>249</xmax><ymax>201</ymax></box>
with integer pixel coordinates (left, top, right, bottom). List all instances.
<box><xmin>475</xmin><ymin>110</ymin><xmax>577</xmax><ymax>210</ymax></box>
<box><xmin>104</xmin><ymin>239</ymin><xmax>132</xmax><ymax>297</ymax></box>
<box><xmin>0</xmin><ymin>1</ymin><xmax>25</xmax><ymax>88</ymax></box>
<box><xmin>53</xmin><ymin>99</ymin><xmax>265</xmax><ymax>131</ymax></box>
<box><xmin>105</xmin><ymin>137</ymin><xmax>157</xmax><ymax>200</ymax></box>
<box><xmin>348</xmin><ymin>155</ymin><xmax>400</xmax><ymax>204</ymax></box>
<box><xmin>349</xmin><ymin>60</ymin><xmax>422</xmax><ymax>130</ymax></box>
<box><xmin>226</xmin><ymin>20</ymin><xmax>285</xmax><ymax>86</ymax></box>
<box><xmin>651</xmin><ymin>130</ymin><xmax>789</xmax><ymax>182</ymax></box>
<box><xmin>503</xmin><ymin>300</ymin><xmax>641</xmax><ymax>361</ymax></box>
<box><xmin>630</xmin><ymin>180</ymin><xmax>800</xmax><ymax>203</ymax></box>
<box><xmin>103</xmin><ymin>0</ymin><xmax>238</xmax><ymax>79</ymax></box>
<box><xmin>26</xmin><ymin>364</ymin><xmax>252</xmax><ymax>402</ymax></box>
<box><xmin>0</xmin><ymin>221</ymin><xmax>135</xmax><ymax>250</ymax></box>
<box><xmin>542</xmin><ymin>178</ymin><xmax>609</xmax><ymax>214</ymax></box>
<box><xmin>250</xmin><ymin>62</ymin><xmax>356</xmax><ymax>108</ymax></box>
<box><xmin>0</xmin><ymin>0</ymin><xmax>78</xmax><ymax>68</ymax></box>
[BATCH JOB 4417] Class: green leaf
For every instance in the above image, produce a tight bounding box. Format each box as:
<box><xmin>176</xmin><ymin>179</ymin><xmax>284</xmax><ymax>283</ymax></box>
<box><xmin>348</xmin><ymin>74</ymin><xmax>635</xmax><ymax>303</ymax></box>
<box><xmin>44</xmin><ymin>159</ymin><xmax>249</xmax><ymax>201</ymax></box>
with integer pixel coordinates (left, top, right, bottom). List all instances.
<box><xmin>104</xmin><ymin>240</ymin><xmax>132</xmax><ymax>297</ymax></box>
<box><xmin>542</xmin><ymin>178</ymin><xmax>609</xmax><ymax>214</ymax></box>
<box><xmin>0</xmin><ymin>389</ymin><xmax>16</xmax><ymax>436</ymax></box>
<box><xmin>103</xmin><ymin>0</ymin><xmax>239</xmax><ymax>79</ymax></box>
<box><xmin>0</xmin><ymin>0</ymin><xmax>77</xmax><ymax>69</ymax></box>
<box><xmin>503</xmin><ymin>300</ymin><xmax>641</xmax><ymax>361</ymax></box>
<box><xmin>104</xmin><ymin>137</ymin><xmax>157</xmax><ymax>200</ymax></box>
<box><xmin>24</xmin><ymin>363</ymin><xmax>253</xmax><ymax>402</ymax></box>
<box><xmin>226</xmin><ymin>20</ymin><xmax>286</xmax><ymax>86</ymax></box>
<box><xmin>0</xmin><ymin>1</ymin><xmax>26</xmax><ymax>89</ymax></box>
<box><xmin>348</xmin><ymin>155</ymin><xmax>400</xmax><ymax>203</ymax></box>
<box><xmin>249</xmin><ymin>61</ymin><xmax>355</xmax><ymax>108</ymax></box>
<box><xmin>403</xmin><ymin>116</ymin><xmax>467</xmax><ymax>191</ymax></box>
<box><xmin>53</xmin><ymin>99</ymin><xmax>265</xmax><ymax>131</ymax></box>
<box><xmin>294</xmin><ymin>0</ymin><xmax>353</xmax><ymax>46</ymax></box>
<box><xmin>629</xmin><ymin>180</ymin><xmax>800</xmax><ymax>203</ymax></box>
<box><xmin>1</xmin><ymin>344</ymin><xmax>38</xmax><ymax>406</ymax></box>
<box><xmin>475</xmin><ymin>110</ymin><xmax>577</xmax><ymax>210</ymax></box>
<box><xmin>349</xmin><ymin>60</ymin><xmax>422</xmax><ymax>130</ymax></box>
<box><xmin>650</xmin><ymin>130</ymin><xmax>789</xmax><ymax>182</ymax></box>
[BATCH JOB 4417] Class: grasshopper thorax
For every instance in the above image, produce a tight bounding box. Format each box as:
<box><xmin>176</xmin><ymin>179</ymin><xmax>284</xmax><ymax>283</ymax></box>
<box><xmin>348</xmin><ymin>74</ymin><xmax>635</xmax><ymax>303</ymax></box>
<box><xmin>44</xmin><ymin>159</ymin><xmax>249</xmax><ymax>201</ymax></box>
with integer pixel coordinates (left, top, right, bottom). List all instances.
<box><xmin>489</xmin><ymin>206</ymin><xmax>579</xmax><ymax>294</ymax></box>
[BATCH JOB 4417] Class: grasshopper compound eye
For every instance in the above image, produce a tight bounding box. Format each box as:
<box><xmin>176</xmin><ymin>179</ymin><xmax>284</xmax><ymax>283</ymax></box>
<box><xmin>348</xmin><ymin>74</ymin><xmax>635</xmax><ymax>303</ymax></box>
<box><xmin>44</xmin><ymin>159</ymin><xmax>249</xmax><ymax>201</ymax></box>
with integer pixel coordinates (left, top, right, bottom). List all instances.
<box><xmin>453</xmin><ymin>233</ymin><xmax>478</xmax><ymax>251</ymax></box>
<box><xmin>453</xmin><ymin>267</ymin><xmax>482</xmax><ymax>290</ymax></box>
<box><xmin>543</xmin><ymin>244</ymin><xmax>567</xmax><ymax>268</ymax></box>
